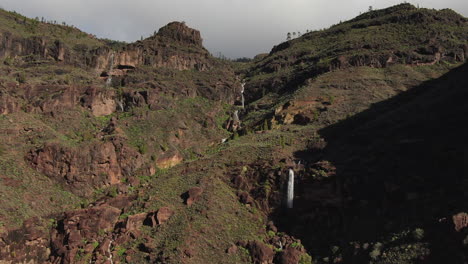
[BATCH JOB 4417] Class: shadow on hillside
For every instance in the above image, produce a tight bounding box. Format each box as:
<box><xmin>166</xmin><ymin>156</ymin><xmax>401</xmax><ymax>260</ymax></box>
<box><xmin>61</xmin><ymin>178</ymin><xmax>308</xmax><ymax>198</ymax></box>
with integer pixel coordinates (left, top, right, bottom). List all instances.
<box><xmin>280</xmin><ymin>63</ymin><xmax>468</xmax><ymax>263</ymax></box>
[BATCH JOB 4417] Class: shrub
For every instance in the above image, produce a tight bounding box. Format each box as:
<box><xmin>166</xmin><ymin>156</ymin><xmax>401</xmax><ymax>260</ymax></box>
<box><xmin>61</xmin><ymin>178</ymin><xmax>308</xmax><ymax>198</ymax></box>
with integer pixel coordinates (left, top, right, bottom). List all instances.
<box><xmin>369</xmin><ymin>248</ymin><xmax>381</xmax><ymax>260</ymax></box>
<box><xmin>413</xmin><ymin>228</ymin><xmax>424</xmax><ymax>241</ymax></box>
<box><xmin>137</xmin><ymin>143</ymin><xmax>147</xmax><ymax>154</ymax></box>
<box><xmin>108</xmin><ymin>186</ymin><xmax>118</xmax><ymax>197</ymax></box>
<box><xmin>299</xmin><ymin>253</ymin><xmax>313</xmax><ymax>264</ymax></box>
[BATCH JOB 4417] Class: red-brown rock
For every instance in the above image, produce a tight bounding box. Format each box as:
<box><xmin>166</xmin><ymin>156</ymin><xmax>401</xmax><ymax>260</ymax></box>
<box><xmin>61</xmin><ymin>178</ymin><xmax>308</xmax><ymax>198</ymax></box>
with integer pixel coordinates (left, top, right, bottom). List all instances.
<box><xmin>156</xmin><ymin>207</ymin><xmax>174</xmax><ymax>225</ymax></box>
<box><xmin>27</xmin><ymin>140</ymin><xmax>143</xmax><ymax>196</ymax></box>
<box><xmin>278</xmin><ymin>247</ymin><xmax>302</xmax><ymax>264</ymax></box>
<box><xmin>186</xmin><ymin>187</ymin><xmax>203</xmax><ymax>206</ymax></box>
<box><xmin>247</xmin><ymin>240</ymin><xmax>274</xmax><ymax>264</ymax></box>
<box><xmin>453</xmin><ymin>212</ymin><xmax>468</xmax><ymax>232</ymax></box>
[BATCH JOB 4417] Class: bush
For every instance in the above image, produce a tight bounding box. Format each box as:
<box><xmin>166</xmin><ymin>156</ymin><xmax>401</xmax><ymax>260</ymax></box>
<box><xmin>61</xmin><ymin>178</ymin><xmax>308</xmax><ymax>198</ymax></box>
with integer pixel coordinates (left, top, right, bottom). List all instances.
<box><xmin>413</xmin><ymin>228</ymin><xmax>424</xmax><ymax>241</ymax></box>
<box><xmin>369</xmin><ymin>248</ymin><xmax>381</xmax><ymax>260</ymax></box>
<box><xmin>137</xmin><ymin>143</ymin><xmax>147</xmax><ymax>154</ymax></box>
<box><xmin>108</xmin><ymin>186</ymin><xmax>118</xmax><ymax>197</ymax></box>
<box><xmin>299</xmin><ymin>253</ymin><xmax>313</xmax><ymax>264</ymax></box>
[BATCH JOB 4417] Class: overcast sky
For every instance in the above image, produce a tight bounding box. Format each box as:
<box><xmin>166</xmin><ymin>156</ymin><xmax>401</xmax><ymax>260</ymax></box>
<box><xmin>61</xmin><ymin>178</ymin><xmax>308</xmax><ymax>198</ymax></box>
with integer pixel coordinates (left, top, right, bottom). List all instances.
<box><xmin>1</xmin><ymin>0</ymin><xmax>467</xmax><ymax>58</ymax></box>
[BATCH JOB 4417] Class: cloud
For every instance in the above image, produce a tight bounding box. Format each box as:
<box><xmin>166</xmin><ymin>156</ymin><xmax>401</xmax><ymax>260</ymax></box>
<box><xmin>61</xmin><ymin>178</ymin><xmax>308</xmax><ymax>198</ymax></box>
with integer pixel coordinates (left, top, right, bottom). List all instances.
<box><xmin>1</xmin><ymin>0</ymin><xmax>467</xmax><ymax>58</ymax></box>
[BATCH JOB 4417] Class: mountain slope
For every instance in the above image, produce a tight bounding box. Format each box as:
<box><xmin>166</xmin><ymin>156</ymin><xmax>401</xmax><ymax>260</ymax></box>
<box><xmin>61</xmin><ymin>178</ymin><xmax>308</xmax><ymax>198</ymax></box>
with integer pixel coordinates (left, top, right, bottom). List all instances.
<box><xmin>0</xmin><ymin>4</ymin><xmax>467</xmax><ymax>264</ymax></box>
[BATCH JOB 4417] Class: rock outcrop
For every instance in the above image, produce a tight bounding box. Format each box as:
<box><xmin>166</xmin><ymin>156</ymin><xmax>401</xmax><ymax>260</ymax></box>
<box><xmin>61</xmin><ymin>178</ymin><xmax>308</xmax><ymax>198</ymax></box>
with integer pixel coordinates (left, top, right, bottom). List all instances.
<box><xmin>0</xmin><ymin>21</ymin><xmax>213</xmax><ymax>74</ymax></box>
<box><xmin>185</xmin><ymin>187</ymin><xmax>203</xmax><ymax>206</ymax></box>
<box><xmin>27</xmin><ymin>140</ymin><xmax>143</xmax><ymax>196</ymax></box>
<box><xmin>247</xmin><ymin>240</ymin><xmax>274</xmax><ymax>264</ymax></box>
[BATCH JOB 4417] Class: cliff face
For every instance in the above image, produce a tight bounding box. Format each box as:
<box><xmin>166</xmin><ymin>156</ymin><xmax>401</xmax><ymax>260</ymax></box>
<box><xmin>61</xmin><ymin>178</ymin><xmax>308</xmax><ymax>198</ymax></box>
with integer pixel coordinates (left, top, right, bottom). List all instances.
<box><xmin>0</xmin><ymin>20</ymin><xmax>213</xmax><ymax>73</ymax></box>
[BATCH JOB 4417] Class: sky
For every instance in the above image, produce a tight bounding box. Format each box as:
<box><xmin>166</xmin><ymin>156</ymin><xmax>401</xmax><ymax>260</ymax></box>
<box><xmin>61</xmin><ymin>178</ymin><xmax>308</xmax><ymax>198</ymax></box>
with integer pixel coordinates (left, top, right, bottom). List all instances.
<box><xmin>1</xmin><ymin>0</ymin><xmax>467</xmax><ymax>58</ymax></box>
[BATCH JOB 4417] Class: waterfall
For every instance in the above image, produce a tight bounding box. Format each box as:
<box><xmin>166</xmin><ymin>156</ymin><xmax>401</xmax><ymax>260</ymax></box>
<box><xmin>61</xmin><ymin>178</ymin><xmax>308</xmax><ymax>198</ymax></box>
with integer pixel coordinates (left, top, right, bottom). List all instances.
<box><xmin>117</xmin><ymin>100</ymin><xmax>124</xmax><ymax>112</ymax></box>
<box><xmin>106</xmin><ymin>53</ymin><xmax>115</xmax><ymax>86</ymax></box>
<box><xmin>240</xmin><ymin>82</ymin><xmax>245</xmax><ymax>109</ymax></box>
<box><xmin>287</xmin><ymin>168</ymin><xmax>294</xmax><ymax>208</ymax></box>
<box><xmin>233</xmin><ymin>110</ymin><xmax>240</xmax><ymax>123</ymax></box>
<box><xmin>232</xmin><ymin>110</ymin><xmax>241</xmax><ymax>131</ymax></box>
<box><xmin>107</xmin><ymin>239</ymin><xmax>114</xmax><ymax>264</ymax></box>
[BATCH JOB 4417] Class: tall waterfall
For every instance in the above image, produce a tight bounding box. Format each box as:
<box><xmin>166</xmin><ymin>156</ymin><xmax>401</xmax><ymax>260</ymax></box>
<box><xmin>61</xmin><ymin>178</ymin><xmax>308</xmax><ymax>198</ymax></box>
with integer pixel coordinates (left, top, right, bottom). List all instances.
<box><xmin>106</xmin><ymin>53</ymin><xmax>115</xmax><ymax>86</ymax></box>
<box><xmin>240</xmin><ymin>82</ymin><xmax>245</xmax><ymax>109</ymax></box>
<box><xmin>233</xmin><ymin>110</ymin><xmax>240</xmax><ymax>123</ymax></box>
<box><xmin>287</xmin><ymin>168</ymin><xmax>294</xmax><ymax>208</ymax></box>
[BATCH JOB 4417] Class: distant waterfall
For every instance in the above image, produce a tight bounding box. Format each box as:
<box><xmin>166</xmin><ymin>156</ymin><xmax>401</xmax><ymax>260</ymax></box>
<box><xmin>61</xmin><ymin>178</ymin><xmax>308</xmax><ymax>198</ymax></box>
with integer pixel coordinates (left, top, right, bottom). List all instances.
<box><xmin>240</xmin><ymin>82</ymin><xmax>245</xmax><ymax>109</ymax></box>
<box><xmin>287</xmin><ymin>168</ymin><xmax>294</xmax><ymax>208</ymax></box>
<box><xmin>233</xmin><ymin>110</ymin><xmax>240</xmax><ymax>123</ymax></box>
<box><xmin>231</xmin><ymin>110</ymin><xmax>241</xmax><ymax>132</ymax></box>
<box><xmin>107</xmin><ymin>239</ymin><xmax>114</xmax><ymax>264</ymax></box>
<box><xmin>106</xmin><ymin>53</ymin><xmax>115</xmax><ymax>86</ymax></box>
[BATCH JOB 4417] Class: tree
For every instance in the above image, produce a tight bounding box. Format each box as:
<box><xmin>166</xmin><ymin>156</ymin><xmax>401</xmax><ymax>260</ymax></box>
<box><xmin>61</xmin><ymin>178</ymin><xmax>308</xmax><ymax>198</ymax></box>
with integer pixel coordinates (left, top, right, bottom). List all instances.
<box><xmin>292</xmin><ymin>32</ymin><xmax>296</xmax><ymax>38</ymax></box>
<box><xmin>286</xmin><ymin>32</ymin><xmax>291</xmax><ymax>40</ymax></box>
<box><xmin>369</xmin><ymin>6</ymin><xmax>373</xmax><ymax>12</ymax></box>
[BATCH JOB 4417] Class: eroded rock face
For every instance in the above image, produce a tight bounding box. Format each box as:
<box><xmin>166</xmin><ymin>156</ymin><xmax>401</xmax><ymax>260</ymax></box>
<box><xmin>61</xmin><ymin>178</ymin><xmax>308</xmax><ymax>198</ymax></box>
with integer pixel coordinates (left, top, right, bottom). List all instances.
<box><xmin>49</xmin><ymin>200</ymin><xmax>131</xmax><ymax>264</ymax></box>
<box><xmin>27</xmin><ymin>140</ymin><xmax>143</xmax><ymax>196</ymax></box>
<box><xmin>0</xmin><ymin>21</ymin><xmax>214</xmax><ymax>81</ymax></box>
<box><xmin>0</xmin><ymin>217</ymin><xmax>51</xmax><ymax>264</ymax></box>
<box><xmin>1</xmin><ymin>84</ymin><xmax>118</xmax><ymax>117</ymax></box>
<box><xmin>0</xmin><ymin>91</ymin><xmax>20</xmax><ymax>114</ymax></box>
<box><xmin>81</xmin><ymin>86</ymin><xmax>117</xmax><ymax>116</ymax></box>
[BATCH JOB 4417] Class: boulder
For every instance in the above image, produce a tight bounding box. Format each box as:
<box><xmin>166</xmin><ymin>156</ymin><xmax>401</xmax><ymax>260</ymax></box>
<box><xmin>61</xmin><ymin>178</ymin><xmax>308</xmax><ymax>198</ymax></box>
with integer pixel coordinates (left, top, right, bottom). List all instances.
<box><xmin>156</xmin><ymin>207</ymin><xmax>174</xmax><ymax>225</ymax></box>
<box><xmin>453</xmin><ymin>212</ymin><xmax>468</xmax><ymax>232</ymax></box>
<box><xmin>278</xmin><ymin>247</ymin><xmax>302</xmax><ymax>264</ymax></box>
<box><xmin>185</xmin><ymin>187</ymin><xmax>203</xmax><ymax>206</ymax></box>
<box><xmin>247</xmin><ymin>241</ymin><xmax>274</xmax><ymax>264</ymax></box>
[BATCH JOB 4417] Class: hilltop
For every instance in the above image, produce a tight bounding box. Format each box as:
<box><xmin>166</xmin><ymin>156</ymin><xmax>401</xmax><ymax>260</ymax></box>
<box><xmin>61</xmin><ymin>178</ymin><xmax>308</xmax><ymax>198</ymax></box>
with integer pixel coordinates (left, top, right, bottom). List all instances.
<box><xmin>0</xmin><ymin>4</ymin><xmax>467</xmax><ymax>264</ymax></box>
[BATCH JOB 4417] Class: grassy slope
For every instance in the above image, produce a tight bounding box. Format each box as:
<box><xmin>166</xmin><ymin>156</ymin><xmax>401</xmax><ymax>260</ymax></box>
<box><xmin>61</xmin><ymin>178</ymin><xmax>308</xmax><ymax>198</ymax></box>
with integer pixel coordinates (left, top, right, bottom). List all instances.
<box><xmin>0</xmin><ymin>8</ymin><xmax>105</xmax><ymax>49</ymax></box>
<box><xmin>244</xmin><ymin>3</ymin><xmax>467</xmax><ymax>99</ymax></box>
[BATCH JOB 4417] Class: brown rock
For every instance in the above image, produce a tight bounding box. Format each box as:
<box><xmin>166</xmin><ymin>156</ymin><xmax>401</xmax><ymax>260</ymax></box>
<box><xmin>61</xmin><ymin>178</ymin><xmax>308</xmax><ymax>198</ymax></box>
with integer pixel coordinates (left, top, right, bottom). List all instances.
<box><xmin>125</xmin><ymin>213</ymin><xmax>148</xmax><ymax>232</ymax></box>
<box><xmin>278</xmin><ymin>247</ymin><xmax>302</xmax><ymax>264</ymax></box>
<box><xmin>227</xmin><ymin>245</ymin><xmax>238</xmax><ymax>254</ymax></box>
<box><xmin>81</xmin><ymin>86</ymin><xmax>117</xmax><ymax>117</ymax></box>
<box><xmin>233</xmin><ymin>175</ymin><xmax>249</xmax><ymax>190</ymax></box>
<box><xmin>156</xmin><ymin>207</ymin><xmax>174</xmax><ymax>225</ymax></box>
<box><xmin>27</xmin><ymin>140</ymin><xmax>143</xmax><ymax>196</ymax></box>
<box><xmin>266</xmin><ymin>221</ymin><xmax>278</xmax><ymax>233</ymax></box>
<box><xmin>156</xmin><ymin>152</ymin><xmax>183</xmax><ymax>169</ymax></box>
<box><xmin>453</xmin><ymin>212</ymin><xmax>468</xmax><ymax>232</ymax></box>
<box><xmin>185</xmin><ymin>187</ymin><xmax>203</xmax><ymax>206</ymax></box>
<box><xmin>0</xmin><ymin>92</ymin><xmax>20</xmax><ymax>115</ymax></box>
<box><xmin>238</xmin><ymin>191</ymin><xmax>254</xmax><ymax>205</ymax></box>
<box><xmin>247</xmin><ymin>241</ymin><xmax>274</xmax><ymax>264</ymax></box>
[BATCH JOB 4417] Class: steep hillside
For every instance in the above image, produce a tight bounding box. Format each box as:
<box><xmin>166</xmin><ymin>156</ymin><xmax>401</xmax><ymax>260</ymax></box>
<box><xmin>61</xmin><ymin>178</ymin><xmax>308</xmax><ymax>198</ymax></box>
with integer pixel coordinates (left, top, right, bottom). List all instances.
<box><xmin>0</xmin><ymin>4</ymin><xmax>467</xmax><ymax>264</ymax></box>
<box><xmin>0</xmin><ymin>7</ymin><xmax>240</xmax><ymax>231</ymax></box>
<box><xmin>242</xmin><ymin>3</ymin><xmax>467</xmax><ymax>102</ymax></box>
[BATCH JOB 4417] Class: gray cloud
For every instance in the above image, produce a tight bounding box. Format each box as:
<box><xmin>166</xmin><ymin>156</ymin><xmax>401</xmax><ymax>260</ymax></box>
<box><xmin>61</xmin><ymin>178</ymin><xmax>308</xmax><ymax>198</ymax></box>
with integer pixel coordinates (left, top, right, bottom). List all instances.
<box><xmin>1</xmin><ymin>0</ymin><xmax>467</xmax><ymax>58</ymax></box>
